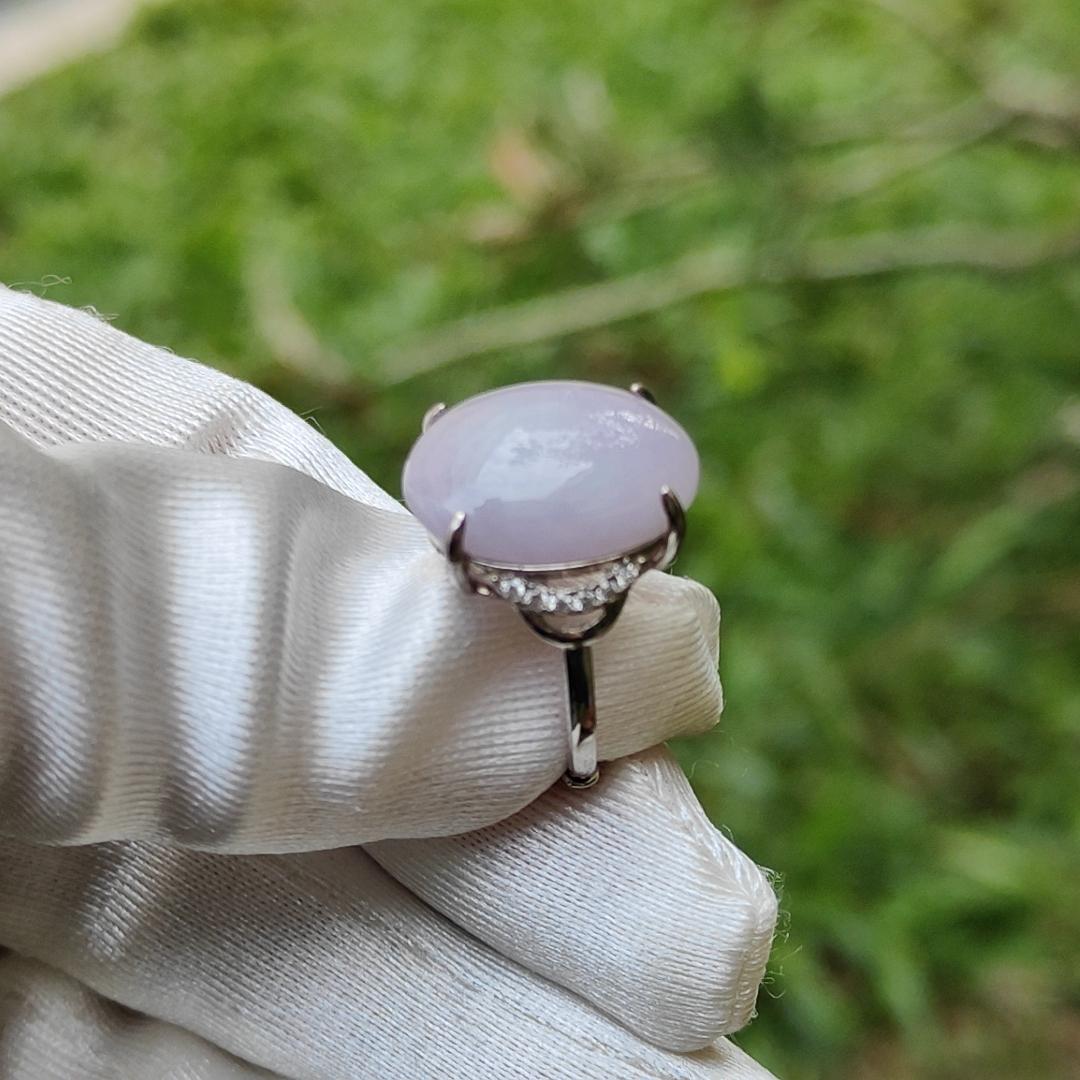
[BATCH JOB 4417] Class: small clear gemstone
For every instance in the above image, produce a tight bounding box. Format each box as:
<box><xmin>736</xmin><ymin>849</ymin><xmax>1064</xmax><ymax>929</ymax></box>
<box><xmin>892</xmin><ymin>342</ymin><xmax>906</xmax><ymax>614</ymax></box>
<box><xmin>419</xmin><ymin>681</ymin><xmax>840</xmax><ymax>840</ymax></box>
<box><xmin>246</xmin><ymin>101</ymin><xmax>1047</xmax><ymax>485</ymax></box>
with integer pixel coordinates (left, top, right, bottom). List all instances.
<box><xmin>475</xmin><ymin>548</ymin><xmax>666</xmax><ymax>614</ymax></box>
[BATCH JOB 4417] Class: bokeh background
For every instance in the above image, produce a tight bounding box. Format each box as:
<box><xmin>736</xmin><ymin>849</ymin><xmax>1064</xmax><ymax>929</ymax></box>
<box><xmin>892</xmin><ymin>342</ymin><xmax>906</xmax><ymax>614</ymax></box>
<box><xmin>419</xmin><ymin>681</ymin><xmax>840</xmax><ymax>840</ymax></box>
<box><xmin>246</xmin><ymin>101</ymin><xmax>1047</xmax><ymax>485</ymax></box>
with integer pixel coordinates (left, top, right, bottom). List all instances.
<box><xmin>1</xmin><ymin>0</ymin><xmax>1078</xmax><ymax>1076</ymax></box>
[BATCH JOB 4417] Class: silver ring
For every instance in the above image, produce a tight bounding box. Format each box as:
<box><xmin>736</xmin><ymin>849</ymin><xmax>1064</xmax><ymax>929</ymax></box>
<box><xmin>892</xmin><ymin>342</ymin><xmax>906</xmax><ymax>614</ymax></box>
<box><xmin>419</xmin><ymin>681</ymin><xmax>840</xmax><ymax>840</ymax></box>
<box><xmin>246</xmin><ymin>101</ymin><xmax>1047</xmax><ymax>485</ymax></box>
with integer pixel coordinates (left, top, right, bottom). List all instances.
<box><xmin>403</xmin><ymin>381</ymin><xmax>694</xmax><ymax>788</ymax></box>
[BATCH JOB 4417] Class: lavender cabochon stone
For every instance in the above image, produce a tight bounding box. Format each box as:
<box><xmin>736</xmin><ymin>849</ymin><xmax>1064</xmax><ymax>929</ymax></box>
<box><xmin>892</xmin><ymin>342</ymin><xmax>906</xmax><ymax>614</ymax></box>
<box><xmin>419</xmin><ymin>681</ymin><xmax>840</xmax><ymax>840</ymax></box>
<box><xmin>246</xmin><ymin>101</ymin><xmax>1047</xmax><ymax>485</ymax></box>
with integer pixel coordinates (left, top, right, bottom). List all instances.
<box><xmin>402</xmin><ymin>381</ymin><xmax>699</xmax><ymax>566</ymax></box>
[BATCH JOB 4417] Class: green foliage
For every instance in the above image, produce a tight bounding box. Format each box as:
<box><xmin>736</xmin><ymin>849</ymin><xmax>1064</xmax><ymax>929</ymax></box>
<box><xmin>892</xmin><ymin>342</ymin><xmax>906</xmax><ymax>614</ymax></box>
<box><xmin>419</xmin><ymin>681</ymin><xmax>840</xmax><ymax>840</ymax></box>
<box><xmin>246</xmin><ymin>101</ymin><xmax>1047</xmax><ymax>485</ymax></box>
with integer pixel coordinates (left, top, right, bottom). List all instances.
<box><xmin>1</xmin><ymin>1</ymin><xmax>1078</xmax><ymax>1076</ymax></box>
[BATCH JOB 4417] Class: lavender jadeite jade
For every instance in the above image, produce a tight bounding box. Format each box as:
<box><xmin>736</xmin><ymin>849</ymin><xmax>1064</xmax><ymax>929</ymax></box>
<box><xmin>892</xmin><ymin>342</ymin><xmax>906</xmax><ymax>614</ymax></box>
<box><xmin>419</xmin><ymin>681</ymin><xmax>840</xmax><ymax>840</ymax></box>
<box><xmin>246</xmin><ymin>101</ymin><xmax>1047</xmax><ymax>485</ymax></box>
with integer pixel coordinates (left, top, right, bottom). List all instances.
<box><xmin>402</xmin><ymin>381</ymin><xmax>699</xmax><ymax>567</ymax></box>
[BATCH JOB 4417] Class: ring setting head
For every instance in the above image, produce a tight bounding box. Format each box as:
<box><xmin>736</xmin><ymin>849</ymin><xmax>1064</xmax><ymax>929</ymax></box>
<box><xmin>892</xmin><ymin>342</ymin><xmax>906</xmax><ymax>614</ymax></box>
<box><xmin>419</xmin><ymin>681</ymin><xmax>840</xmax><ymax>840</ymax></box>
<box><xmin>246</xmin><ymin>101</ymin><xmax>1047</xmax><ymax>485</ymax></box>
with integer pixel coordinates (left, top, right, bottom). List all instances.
<box><xmin>402</xmin><ymin>379</ymin><xmax>699</xmax><ymax>783</ymax></box>
<box><xmin>444</xmin><ymin>487</ymin><xmax>685</xmax><ymax>644</ymax></box>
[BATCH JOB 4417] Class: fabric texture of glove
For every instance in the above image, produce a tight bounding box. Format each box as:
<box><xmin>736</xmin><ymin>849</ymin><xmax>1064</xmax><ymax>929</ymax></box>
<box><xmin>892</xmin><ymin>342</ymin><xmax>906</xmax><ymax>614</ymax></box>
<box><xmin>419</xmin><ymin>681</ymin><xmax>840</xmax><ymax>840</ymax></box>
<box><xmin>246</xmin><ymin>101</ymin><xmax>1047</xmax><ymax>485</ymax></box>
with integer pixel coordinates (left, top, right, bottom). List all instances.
<box><xmin>0</xmin><ymin>285</ymin><xmax>780</xmax><ymax>1078</ymax></box>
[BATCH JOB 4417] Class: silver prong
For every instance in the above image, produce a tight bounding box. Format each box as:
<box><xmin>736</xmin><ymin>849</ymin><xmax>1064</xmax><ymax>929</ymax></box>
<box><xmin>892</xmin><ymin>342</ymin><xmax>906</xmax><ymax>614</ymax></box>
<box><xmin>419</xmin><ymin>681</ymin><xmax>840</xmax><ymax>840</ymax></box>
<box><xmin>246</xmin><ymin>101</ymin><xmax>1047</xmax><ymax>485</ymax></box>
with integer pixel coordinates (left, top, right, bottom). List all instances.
<box><xmin>422</xmin><ymin>402</ymin><xmax>448</xmax><ymax>431</ymax></box>
<box><xmin>629</xmin><ymin>382</ymin><xmax>656</xmax><ymax>404</ymax></box>
<box><xmin>446</xmin><ymin>511</ymin><xmax>475</xmax><ymax>595</ymax></box>
<box><xmin>660</xmin><ymin>485</ymin><xmax>686</xmax><ymax>566</ymax></box>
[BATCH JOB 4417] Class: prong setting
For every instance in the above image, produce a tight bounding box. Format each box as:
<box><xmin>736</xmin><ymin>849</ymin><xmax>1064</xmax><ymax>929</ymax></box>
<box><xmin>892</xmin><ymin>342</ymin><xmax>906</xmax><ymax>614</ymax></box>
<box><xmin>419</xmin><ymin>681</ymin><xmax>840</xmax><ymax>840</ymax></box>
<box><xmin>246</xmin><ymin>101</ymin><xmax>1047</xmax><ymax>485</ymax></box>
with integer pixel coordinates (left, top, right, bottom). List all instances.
<box><xmin>445</xmin><ymin>511</ymin><xmax>474</xmax><ymax>595</ymax></box>
<box><xmin>629</xmin><ymin>382</ymin><xmax>656</xmax><ymax>404</ymax></box>
<box><xmin>439</xmin><ymin>486</ymin><xmax>686</xmax><ymax>640</ymax></box>
<box><xmin>659</xmin><ymin>485</ymin><xmax>686</xmax><ymax>568</ymax></box>
<box><xmin>422</xmin><ymin>402</ymin><xmax>448</xmax><ymax>431</ymax></box>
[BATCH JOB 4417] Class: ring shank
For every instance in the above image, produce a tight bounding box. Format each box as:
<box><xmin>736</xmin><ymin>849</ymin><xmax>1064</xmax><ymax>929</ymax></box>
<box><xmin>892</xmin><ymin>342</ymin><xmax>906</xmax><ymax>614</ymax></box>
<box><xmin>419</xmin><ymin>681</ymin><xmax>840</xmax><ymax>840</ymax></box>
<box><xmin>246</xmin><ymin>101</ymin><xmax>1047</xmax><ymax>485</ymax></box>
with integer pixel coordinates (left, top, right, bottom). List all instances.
<box><xmin>563</xmin><ymin>646</ymin><xmax>599</xmax><ymax>788</ymax></box>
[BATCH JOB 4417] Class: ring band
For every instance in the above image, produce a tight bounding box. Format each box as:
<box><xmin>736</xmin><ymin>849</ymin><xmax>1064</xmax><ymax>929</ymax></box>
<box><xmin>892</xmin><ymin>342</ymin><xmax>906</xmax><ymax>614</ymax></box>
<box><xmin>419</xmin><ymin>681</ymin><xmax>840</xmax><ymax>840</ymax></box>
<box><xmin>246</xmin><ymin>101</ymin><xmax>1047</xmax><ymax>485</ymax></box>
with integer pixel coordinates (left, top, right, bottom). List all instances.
<box><xmin>563</xmin><ymin>646</ymin><xmax>598</xmax><ymax>787</ymax></box>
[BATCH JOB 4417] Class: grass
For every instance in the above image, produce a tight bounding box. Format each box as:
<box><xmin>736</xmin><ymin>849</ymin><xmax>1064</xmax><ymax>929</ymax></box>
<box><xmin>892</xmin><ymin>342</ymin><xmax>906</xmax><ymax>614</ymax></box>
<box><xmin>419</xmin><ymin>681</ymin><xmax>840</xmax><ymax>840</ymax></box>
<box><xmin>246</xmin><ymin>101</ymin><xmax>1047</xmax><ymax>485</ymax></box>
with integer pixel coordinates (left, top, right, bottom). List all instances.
<box><xmin>1</xmin><ymin>0</ymin><xmax>1079</xmax><ymax>1076</ymax></box>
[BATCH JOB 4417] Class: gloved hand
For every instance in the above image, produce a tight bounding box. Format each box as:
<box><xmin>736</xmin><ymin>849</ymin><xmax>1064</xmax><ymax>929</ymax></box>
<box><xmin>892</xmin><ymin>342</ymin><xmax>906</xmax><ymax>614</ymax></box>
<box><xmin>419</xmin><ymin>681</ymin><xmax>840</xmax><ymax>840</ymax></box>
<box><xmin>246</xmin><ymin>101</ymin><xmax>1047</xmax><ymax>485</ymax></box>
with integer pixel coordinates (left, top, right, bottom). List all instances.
<box><xmin>0</xmin><ymin>285</ymin><xmax>779</xmax><ymax>1079</ymax></box>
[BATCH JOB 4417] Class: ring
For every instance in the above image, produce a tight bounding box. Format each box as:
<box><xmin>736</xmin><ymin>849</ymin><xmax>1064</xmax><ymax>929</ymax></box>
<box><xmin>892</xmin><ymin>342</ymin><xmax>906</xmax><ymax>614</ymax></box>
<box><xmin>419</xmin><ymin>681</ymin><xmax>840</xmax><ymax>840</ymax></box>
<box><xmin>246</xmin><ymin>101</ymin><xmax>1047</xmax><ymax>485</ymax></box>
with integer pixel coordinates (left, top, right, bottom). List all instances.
<box><xmin>402</xmin><ymin>380</ymin><xmax>699</xmax><ymax>788</ymax></box>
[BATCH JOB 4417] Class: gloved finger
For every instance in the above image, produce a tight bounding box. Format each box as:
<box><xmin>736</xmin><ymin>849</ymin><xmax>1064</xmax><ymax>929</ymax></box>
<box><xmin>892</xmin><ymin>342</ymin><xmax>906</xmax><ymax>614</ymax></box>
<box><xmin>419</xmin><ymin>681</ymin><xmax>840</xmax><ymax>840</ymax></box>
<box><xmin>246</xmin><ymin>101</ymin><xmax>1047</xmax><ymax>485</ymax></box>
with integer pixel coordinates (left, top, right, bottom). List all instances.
<box><xmin>0</xmin><ymin>285</ymin><xmax>398</xmax><ymax>510</ymax></box>
<box><xmin>0</xmin><ymin>952</ymin><xmax>278</xmax><ymax>1079</ymax></box>
<box><xmin>1</xmin><ymin>421</ymin><xmax>721</xmax><ymax>849</ymax></box>
<box><xmin>0</xmin><ymin>841</ymin><xmax>775</xmax><ymax>1080</ymax></box>
<box><xmin>369</xmin><ymin>748</ymin><xmax>776</xmax><ymax>1052</ymax></box>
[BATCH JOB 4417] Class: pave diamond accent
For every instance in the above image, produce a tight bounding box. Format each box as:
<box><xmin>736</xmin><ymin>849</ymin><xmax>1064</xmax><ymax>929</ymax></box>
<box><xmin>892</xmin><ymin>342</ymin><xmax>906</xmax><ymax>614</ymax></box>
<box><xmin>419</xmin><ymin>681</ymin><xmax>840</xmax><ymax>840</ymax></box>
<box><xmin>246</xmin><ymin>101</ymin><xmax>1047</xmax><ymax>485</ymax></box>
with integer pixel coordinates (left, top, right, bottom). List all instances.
<box><xmin>473</xmin><ymin>556</ymin><xmax>645</xmax><ymax>615</ymax></box>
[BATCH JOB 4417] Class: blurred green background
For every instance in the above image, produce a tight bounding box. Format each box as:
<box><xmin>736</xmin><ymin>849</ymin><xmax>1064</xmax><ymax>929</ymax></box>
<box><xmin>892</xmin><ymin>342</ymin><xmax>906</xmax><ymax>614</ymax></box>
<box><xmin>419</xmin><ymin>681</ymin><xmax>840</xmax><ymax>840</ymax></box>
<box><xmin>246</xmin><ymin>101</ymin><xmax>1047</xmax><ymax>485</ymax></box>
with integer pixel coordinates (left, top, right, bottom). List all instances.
<box><xmin>1</xmin><ymin>0</ymin><xmax>1078</xmax><ymax>1076</ymax></box>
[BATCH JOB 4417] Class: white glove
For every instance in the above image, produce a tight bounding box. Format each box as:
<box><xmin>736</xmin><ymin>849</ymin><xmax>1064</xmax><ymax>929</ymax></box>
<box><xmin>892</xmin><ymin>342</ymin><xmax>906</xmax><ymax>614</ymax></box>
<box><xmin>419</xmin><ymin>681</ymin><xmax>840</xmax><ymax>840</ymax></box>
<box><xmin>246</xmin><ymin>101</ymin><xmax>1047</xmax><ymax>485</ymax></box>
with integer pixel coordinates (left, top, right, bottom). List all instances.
<box><xmin>0</xmin><ymin>286</ymin><xmax>779</xmax><ymax>1079</ymax></box>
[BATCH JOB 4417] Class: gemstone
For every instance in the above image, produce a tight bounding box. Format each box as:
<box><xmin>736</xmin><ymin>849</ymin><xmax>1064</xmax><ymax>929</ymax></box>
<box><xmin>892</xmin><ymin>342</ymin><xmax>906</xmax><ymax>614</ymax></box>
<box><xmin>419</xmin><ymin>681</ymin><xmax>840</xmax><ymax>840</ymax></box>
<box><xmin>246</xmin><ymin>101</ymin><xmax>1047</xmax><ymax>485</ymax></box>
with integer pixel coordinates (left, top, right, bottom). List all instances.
<box><xmin>402</xmin><ymin>381</ymin><xmax>699</xmax><ymax>566</ymax></box>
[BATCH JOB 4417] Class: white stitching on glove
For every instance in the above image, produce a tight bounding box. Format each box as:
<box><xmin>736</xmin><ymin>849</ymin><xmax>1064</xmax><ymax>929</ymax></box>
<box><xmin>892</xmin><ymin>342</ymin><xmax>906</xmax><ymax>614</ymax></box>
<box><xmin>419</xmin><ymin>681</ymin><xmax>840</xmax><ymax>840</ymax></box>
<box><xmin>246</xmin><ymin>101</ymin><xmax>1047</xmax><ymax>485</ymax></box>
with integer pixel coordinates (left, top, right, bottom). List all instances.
<box><xmin>0</xmin><ymin>285</ymin><xmax>780</xmax><ymax>1079</ymax></box>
